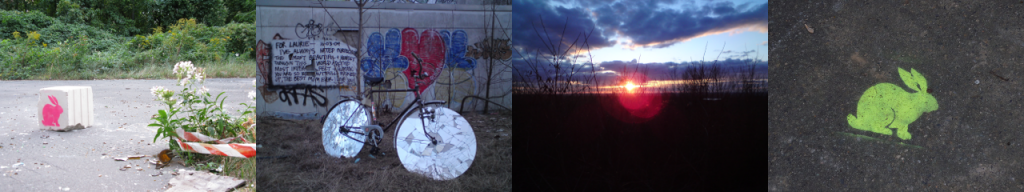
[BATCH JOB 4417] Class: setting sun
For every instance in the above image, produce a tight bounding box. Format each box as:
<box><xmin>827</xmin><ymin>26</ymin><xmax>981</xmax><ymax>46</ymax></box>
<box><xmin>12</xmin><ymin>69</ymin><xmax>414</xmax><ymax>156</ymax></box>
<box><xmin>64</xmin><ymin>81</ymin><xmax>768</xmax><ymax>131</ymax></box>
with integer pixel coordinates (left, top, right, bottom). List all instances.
<box><xmin>624</xmin><ymin>81</ymin><xmax>637</xmax><ymax>92</ymax></box>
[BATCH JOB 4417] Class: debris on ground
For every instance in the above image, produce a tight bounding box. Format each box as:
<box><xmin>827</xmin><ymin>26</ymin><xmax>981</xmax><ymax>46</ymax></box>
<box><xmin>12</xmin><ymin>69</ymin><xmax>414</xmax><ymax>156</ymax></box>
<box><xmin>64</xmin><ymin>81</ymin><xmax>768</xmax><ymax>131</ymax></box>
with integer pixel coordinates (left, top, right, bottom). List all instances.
<box><xmin>805</xmin><ymin>24</ymin><xmax>814</xmax><ymax>33</ymax></box>
<box><xmin>114</xmin><ymin>155</ymin><xmax>146</xmax><ymax>161</ymax></box>
<box><xmin>49</xmin><ymin>123</ymin><xmax>86</xmax><ymax>132</ymax></box>
<box><xmin>120</xmin><ymin>164</ymin><xmax>132</xmax><ymax>171</ymax></box>
<box><xmin>166</xmin><ymin>170</ymin><xmax>245</xmax><ymax>192</ymax></box>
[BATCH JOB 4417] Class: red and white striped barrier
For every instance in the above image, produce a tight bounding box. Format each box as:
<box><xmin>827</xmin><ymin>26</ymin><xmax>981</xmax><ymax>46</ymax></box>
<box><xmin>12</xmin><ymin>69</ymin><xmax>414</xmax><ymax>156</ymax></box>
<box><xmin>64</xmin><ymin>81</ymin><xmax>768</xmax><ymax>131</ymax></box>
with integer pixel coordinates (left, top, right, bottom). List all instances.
<box><xmin>173</xmin><ymin>128</ymin><xmax>255</xmax><ymax>158</ymax></box>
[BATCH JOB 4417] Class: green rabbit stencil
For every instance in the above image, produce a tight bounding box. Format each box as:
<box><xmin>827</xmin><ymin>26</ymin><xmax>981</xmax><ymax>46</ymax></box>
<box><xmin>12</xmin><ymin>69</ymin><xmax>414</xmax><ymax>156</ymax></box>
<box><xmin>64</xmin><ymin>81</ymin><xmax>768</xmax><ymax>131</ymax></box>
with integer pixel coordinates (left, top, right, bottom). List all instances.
<box><xmin>847</xmin><ymin>68</ymin><xmax>938</xmax><ymax>140</ymax></box>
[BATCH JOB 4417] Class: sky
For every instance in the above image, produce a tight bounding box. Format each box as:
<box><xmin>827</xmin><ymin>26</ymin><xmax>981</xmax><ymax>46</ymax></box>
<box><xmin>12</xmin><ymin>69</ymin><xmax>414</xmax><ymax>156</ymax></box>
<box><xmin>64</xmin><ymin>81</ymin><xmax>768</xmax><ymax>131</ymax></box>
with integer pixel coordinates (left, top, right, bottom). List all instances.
<box><xmin>513</xmin><ymin>0</ymin><xmax>768</xmax><ymax>63</ymax></box>
<box><xmin>511</xmin><ymin>0</ymin><xmax>768</xmax><ymax>84</ymax></box>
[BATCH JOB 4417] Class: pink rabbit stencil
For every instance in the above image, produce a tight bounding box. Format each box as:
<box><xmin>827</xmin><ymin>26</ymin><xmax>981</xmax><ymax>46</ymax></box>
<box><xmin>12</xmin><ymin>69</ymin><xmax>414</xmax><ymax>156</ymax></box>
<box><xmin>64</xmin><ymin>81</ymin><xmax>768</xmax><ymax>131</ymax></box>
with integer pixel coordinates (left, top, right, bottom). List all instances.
<box><xmin>41</xmin><ymin>95</ymin><xmax>63</xmax><ymax>127</ymax></box>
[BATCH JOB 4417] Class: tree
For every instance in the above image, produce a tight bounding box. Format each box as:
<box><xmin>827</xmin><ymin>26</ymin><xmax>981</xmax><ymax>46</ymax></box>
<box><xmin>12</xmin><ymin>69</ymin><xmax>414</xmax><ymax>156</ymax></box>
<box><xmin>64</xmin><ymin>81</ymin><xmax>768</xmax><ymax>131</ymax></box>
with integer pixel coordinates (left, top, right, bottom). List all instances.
<box><xmin>156</xmin><ymin>0</ymin><xmax>228</xmax><ymax>28</ymax></box>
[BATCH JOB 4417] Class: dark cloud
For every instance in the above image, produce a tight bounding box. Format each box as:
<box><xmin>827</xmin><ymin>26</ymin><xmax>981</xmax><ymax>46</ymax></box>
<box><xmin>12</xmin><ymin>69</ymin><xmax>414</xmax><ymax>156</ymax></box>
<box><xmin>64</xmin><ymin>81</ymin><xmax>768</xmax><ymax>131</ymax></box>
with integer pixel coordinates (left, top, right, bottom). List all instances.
<box><xmin>513</xmin><ymin>56</ymin><xmax>769</xmax><ymax>86</ymax></box>
<box><xmin>595</xmin><ymin>58</ymin><xmax>767</xmax><ymax>81</ymax></box>
<box><xmin>510</xmin><ymin>52</ymin><xmax>602</xmax><ymax>82</ymax></box>
<box><xmin>511</xmin><ymin>0</ymin><xmax>615</xmax><ymax>53</ymax></box>
<box><xmin>727</xmin><ymin>49</ymin><xmax>757</xmax><ymax>59</ymax></box>
<box><xmin>593</xmin><ymin>1</ymin><xmax>767</xmax><ymax>48</ymax></box>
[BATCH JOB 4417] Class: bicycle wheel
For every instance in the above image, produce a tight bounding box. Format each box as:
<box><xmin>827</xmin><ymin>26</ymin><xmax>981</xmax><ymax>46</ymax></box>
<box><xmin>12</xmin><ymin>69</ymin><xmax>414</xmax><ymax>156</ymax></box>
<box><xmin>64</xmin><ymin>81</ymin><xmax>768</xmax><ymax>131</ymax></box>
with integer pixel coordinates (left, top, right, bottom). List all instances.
<box><xmin>322</xmin><ymin>100</ymin><xmax>371</xmax><ymax>158</ymax></box>
<box><xmin>394</xmin><ymin>103</ymin><xmax>477</xmax><ymax>180</ymax></box>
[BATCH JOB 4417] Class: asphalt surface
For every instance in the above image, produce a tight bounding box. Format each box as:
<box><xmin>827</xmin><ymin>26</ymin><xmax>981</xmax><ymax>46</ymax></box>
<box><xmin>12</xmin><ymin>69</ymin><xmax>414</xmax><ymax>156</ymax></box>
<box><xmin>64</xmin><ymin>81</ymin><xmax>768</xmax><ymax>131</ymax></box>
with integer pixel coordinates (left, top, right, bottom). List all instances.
<box><xmin>770</xmin><ymin>0</ymin><xmax>1024</xmax><ymax>191</ymax></box>
<box><xmin>0</xmin><ymin>78</ymin><xmax>254</xmax><ymax>191</ymax></box>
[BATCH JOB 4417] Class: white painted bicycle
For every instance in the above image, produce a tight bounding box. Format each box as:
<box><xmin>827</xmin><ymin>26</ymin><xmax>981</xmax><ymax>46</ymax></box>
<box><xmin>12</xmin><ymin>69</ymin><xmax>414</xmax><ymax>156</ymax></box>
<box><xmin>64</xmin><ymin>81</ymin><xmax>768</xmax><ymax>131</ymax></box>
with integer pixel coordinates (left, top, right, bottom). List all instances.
<box><xmin>320</xmin><ymin>54</ymin><xmax>477</xmax><ymax>180</ymax></box>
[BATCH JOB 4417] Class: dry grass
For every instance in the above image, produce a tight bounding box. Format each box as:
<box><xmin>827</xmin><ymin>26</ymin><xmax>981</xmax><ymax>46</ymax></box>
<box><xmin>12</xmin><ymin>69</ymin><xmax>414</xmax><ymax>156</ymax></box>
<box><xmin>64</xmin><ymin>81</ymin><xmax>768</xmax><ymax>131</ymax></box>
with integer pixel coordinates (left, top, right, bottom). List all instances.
<box><xmin>256</xmin><ymin>112</ymin><xmax>512</xmax><ymax>191</ymax></box>
<box><xmin>218</xmin><ymin>119</ymin><xmax>257</xmax><ymax>191</ymax></box>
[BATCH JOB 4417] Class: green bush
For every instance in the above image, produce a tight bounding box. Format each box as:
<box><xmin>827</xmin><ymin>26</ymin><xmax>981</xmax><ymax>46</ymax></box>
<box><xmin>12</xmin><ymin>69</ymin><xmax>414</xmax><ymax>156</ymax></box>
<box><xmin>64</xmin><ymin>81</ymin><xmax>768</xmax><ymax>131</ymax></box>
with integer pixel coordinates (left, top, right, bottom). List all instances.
<box><xmin>0</xmin><ymin>33</ymin><xmax>90</xmax><ymax>79</ymax></box>
<box><xmin>156</xmin><ymin>0</ymin><xmax>228</xmax><ymax>27</ymax></box>
<box><xmin>0</xmin><ymin>10</ymin><xmax>56</xmax><ymax>40</ymax></box>
<box><xmin>38</xmin><ymin>22</ymin><xmax>120</xmax><ymax>51</ymax></box>
<box><xmin>224</xmin><ymin>22</ymin><xmax>255</xmax><ymax>58</ymax></box>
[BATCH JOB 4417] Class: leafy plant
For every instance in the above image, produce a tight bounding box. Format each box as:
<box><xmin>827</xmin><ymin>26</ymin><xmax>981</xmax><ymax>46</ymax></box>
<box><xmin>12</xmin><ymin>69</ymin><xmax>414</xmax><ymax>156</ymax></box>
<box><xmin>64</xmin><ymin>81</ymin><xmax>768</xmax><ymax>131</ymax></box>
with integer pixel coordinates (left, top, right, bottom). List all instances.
<box><xmin>148</xmin><ymin>61</ymin><xmax>252</xmax><ymax>149</ymax></box>
<box><xmin>223</xmin><ymin>22</ymin><xmax>255</xmax><ymax>58</ymax></box>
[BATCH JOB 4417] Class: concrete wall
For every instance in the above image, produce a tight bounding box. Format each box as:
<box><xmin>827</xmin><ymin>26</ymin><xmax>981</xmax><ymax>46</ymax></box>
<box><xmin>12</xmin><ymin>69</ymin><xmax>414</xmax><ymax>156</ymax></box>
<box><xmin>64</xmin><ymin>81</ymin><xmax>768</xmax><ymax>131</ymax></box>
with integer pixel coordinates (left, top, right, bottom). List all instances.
<box><xmin>255</xmin><ymin>0</ymin><xmax>512</xmax><ymax>119</ymax></box>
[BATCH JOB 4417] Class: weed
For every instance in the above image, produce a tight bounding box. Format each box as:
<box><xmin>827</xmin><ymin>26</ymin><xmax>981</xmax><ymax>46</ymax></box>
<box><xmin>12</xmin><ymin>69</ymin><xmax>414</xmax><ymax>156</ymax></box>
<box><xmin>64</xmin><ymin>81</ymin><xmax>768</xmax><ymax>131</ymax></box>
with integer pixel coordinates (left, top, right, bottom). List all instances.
<box><xmin>147</xmin><ymin>61</ymin><xmax>257</xmax><ymax>189</ymax></box>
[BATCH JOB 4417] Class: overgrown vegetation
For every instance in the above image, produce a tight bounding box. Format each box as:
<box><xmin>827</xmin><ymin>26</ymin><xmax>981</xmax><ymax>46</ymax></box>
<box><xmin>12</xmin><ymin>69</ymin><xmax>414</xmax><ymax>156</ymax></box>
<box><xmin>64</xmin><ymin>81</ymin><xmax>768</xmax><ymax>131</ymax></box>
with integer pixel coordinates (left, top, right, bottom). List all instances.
<box><xmin>0</xmin><ymin>0</ymin><xmax>256</xmax><ymax>80</ymax></box>
<box><xmin>1</xmin><ymin>0</ymin><xmax>254</xmax><ymax>36</ymax></box>
<box><xmin>149</xmin><ymin>61</ymin><xmax>257</xmax><ymax>190</ymax></box>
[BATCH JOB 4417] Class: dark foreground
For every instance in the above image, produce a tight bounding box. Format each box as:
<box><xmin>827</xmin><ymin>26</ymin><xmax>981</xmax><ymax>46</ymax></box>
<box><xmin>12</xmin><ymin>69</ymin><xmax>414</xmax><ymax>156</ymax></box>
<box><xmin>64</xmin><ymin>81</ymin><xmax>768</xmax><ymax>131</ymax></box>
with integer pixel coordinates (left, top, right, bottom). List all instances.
<box><xmin>518</xmin><ymin>93</ymin><xmax>767</xmax><ymax>191</ymax></box>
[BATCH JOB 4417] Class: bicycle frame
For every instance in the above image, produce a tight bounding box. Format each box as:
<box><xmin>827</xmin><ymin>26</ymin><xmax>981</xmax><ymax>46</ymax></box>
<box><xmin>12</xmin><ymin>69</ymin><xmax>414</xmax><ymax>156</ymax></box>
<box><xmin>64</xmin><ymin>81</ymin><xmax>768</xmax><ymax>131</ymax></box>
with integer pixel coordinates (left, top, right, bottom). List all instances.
<box><xmin>365</xmin><ymin>87</ymin><xmax>446</xmax><ymax>133</ymax></box>
<box><xmin>327</xmin><ymin>51</ymin><xmax>444</xmax><ymax>148</ymax></box>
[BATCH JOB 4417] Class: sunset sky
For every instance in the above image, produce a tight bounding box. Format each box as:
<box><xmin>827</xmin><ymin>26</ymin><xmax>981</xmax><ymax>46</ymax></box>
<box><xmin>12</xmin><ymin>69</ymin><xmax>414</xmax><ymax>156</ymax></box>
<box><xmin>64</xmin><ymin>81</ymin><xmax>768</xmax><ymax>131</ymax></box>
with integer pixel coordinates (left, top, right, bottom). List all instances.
<box><xmin>512</xmin><ymin>0</ymin><xmax>768</xmax><ymax>84</ymax></box>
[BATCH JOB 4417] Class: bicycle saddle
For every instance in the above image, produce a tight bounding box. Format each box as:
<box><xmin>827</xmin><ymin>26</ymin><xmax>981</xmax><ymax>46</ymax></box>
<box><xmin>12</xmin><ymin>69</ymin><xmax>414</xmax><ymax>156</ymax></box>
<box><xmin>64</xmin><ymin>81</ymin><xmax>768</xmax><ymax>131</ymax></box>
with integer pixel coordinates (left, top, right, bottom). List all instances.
<box><xmin>364</xmin><ymin>75</ymin><xmax>384</xmax><ymax>86</ymax></box>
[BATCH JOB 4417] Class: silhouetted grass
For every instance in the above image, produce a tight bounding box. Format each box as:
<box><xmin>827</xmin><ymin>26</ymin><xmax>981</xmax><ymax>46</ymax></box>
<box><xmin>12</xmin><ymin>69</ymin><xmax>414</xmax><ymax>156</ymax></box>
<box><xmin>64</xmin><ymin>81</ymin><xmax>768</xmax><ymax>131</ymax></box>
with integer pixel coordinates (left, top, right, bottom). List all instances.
<box><xmin>518</xmin><ymin>92</ymin><xmax>766</xmax><ymax>191</ymax></box>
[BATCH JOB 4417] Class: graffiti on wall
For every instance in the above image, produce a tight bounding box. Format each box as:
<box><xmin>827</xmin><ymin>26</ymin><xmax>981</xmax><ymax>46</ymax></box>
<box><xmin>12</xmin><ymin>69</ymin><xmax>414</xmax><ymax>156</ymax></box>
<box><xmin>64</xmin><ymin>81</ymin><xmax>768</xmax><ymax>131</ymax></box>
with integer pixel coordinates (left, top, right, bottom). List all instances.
<box><xmin>435</xmin><ymin>30</ymin><xmax>477</xmax><ymax>108</ymax></box>
<box><xmin>361</xmin><ymin>28</ymin><xmax>410</xmax><ymax>109</ymax></box>
<box><xmin>270</xmin><ymin>40</ymin><xmax>359</xmax><ymax>87</ymax></box>
<box><xmin>359</xmin><ymin>28</ymin><xmax>514</xmax><ymax>110</ymax></box>
<box><xmin>360</xmin><ymin>28</ymin><xmax>483</xmax><ymax>109</ymax></box>
<box><xmin>399</xmin><ymin>28</ymin><xmax>447</xmax><ymax>94</ymax></box>
<box><xmin>277</xmin><ymin>87</ymin><xmax>330</xmax><ymax>107</ymax></box>
<box><xmin>256</xmin><ymin>27</ymin><xmax>511</xmax><ymax>111</ymax></box>
<box><xmin>467</xmin><ymin>38</ymin><xmax>513</xmax><ymax>60</ymax></box>
<box><xmin>296</xmin><ymin>20</ymin><xmax>327</xmax><ymax>40</ymax></box>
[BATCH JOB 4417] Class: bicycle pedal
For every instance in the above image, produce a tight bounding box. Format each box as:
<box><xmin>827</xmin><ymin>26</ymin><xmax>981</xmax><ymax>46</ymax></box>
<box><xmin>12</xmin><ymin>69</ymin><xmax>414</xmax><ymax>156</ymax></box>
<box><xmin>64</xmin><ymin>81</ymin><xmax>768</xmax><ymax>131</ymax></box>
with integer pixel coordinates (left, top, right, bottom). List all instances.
<box><xmin>369</xmin><ymin>147</ymin><xmax>380</xmax><ymax>155</ymax></box>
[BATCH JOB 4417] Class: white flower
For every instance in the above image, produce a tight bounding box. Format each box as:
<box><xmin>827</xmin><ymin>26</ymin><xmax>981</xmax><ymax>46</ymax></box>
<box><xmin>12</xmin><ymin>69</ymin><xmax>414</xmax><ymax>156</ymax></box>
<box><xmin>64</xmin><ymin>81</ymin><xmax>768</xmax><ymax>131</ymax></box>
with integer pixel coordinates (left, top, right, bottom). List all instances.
<box><xmin>173</xmin><ymin>61</ymin><xmax>194</xmax><ymax>76</ymax></box>
<box><xmin>197</xmin><ymin>86</ymin><xmax>209</xmax><ymax>95</ymax></box>
<box><xmin>194</xmin><ymin>71</ymin><xmax>204</xmax><ymax>83</ymax></box>
<box><xmin>252</xmin><ymin>79</ymin><xmax>257</xmax><ymax>87</ymax></box>
<box><xmin>179</xmin><ymin>76</ymin><xmax>190</xmax><ymax>86</ymax></box>
<box><xmin>235</xmin><ymin>53</ymin><xmax>240</xmax><ymax>57</ymax></box>
<box><xmin>150</xmin><ymin>86</ymin><xmax>166</xmax><ymax>98</ymax></box>
<box><xmin>247</xmin><ymin>91</ymin><xmax>256</xmax><ymax>101</ymax></box>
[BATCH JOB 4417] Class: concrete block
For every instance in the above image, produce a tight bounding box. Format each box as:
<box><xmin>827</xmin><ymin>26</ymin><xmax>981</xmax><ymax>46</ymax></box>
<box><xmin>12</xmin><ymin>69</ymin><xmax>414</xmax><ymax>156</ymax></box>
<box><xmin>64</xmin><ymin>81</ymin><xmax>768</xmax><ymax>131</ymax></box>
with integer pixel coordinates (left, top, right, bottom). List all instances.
<box><xmin>259</xmin><ymin>27</ymin><xmax>297</xmax><ymax>40</ymax></box>
<box><xmin>454</xmin><ymin>11</ymin><xmax>486</xmax><ymax>30</ymax></box>
<box><xmin>259</xmin><ymin>7</ymin><xmax>314</xmax><ymax>28</ymax></box>
<box><xmin>378</xmin><ymin>9</ymin><xmax>410</xmax><ymax>28</ymax></box>
<box><xmin>316</xmin><ymin>8</ymin><xmax>361</xmax><ymax>29</ymax></box>
<box><xmin>39</xmin><ymin>86</ymin><xmax>93</xmax><ymax>130</ymax></box>
<box><xmin>409</xmin><ymin>10</ymin><xmax>453</xmax><ymax>29</ymax></box>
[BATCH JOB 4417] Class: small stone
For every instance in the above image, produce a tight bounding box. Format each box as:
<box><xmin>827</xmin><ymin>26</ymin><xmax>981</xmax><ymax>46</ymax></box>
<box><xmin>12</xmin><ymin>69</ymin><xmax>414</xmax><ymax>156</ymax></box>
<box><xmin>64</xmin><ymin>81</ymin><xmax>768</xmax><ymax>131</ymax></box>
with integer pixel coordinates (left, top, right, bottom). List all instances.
<box><xmin>975</xmin><ymin>80</ymin><xmax>980</xmax><ymax>84</ymax></box>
